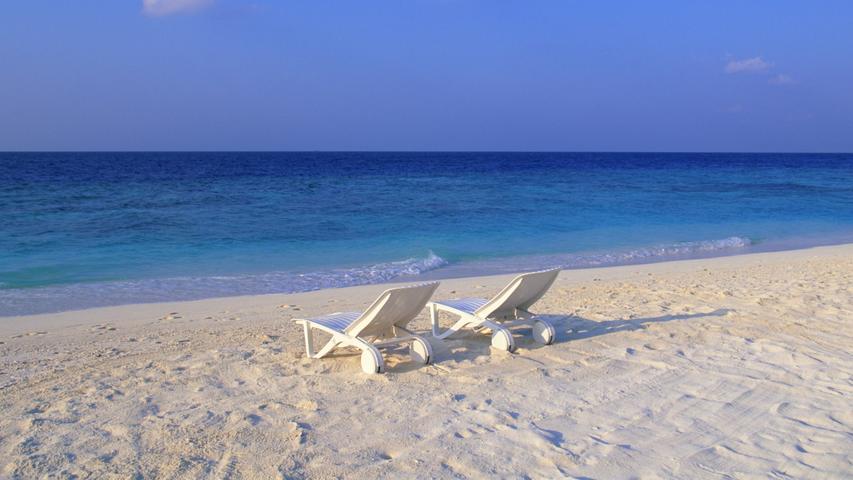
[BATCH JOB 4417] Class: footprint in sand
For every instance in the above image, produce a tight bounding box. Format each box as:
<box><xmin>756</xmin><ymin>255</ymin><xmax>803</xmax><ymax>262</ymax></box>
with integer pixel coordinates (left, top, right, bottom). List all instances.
<box><xmin>97</xmin><ymin>450</ymin><xmax>119</xmax><ymax>465</ymax></box>
<box><xmin>17</xmin><ymin>436</ymin><xmax>40</xmax><ymax>455</ymax></box>
<box><xmin>245</xmin><ymin>413</ymin><xmax>262</xmax><ymax>426</ymax></box>
<box><xmin>287</xmin><ymin>421</ymin><xmax>308</xmax><ymax>446</ymax></box>
<box><xmin>214</xmin><ymin>454</ymin><xmax>240</xmax><ymax>479</ymax></box>
<box><xmin>90</xmin><ymin>324</ymin><xmax>116</xmax><ymax>333</ymax></box>
<box><xmin>16</xmin><ymin>331</ymin><xmax>48</xmax><ymax>338</ymax></box>
<box><xmin>24</xmin><ymin>402</ymin><xmax>49</xmax><ymax>415</ymax></box>
<box><xmin>296</xmin><ymin>399</ymin><xmax>318</xmax><ymax>411</ymax></box>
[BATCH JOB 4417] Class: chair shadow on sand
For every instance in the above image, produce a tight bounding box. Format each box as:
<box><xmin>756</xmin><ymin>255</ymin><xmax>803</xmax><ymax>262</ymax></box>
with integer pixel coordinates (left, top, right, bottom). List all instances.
<box><xmin>541</xmin><ymin>308</ymin><xmax>733</xmax><ymax>343</ymax></box>
<box><xmin>424</xmin><ymin>308</ymin><xmax>733</xmax><ymax>369</ymax></box>
<box><xmin>326</xmin><ymin>309</ymin><xmax>733</xmax><ymax>373</ymax></box>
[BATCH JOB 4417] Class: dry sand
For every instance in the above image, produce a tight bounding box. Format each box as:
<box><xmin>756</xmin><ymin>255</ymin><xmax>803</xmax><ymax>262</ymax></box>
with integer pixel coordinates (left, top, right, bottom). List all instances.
<box><xmin>1</xmin><ymin>245</ymin><xmax>851</xmax><ymax>479</ymax></box>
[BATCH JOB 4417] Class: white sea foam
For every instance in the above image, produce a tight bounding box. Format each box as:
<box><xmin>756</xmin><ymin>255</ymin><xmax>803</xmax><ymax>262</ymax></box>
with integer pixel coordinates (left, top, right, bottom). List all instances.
<box><xmin>0</xmin><ymin>252</ymin><xmax>449</xmax><ymax>316</ymax></box>
<box><xmin>0</xmin><ymin>238</ymin><xmax>759</xmax><ymax>316</ymax></box>
<box><xmin>566</xmin><ymin>236</ymin><xmax>753</xmax><ymax>267</ymax></box>
<box><xmin>414</xmin><ymin>236</ymin><xmax>757</xmax><ymax>278</ymax></box>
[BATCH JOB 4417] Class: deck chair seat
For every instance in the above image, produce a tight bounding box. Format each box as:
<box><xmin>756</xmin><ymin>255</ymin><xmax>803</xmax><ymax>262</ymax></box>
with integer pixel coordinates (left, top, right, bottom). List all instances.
<box><xmin>431</xmin><ymin>298</ymin><xmax>488</xmax><ymax>314</ymax></box>
<box><xmin>294</xmin><ymin>282</ymin><xmax>440</xmax><ymax>374</ymax></box>
<box><xmin>309</xmin><ymin>311</ymin><xmax>361</xmax><ymax>332</ymax></box>
<box><xmin>428</xmin><ymin>269</ymin><xmax>560</xmax><ymax>352</ymax></box>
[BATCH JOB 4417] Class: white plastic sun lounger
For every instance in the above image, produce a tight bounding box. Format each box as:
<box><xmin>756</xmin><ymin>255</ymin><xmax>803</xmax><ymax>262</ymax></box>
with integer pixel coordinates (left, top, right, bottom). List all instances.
<box><xmin>294</xmin><ymin>282</ymin><xmax>440</xmax><ymax>374</ymax></box>
<box><xmin>427</xmin><ymin>268</ymin><xmax>560</xmax><ymax>352</ymax></box>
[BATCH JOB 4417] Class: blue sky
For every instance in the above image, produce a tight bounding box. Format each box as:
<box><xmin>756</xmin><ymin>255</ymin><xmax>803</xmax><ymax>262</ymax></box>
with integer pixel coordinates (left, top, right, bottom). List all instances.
<box><xmin>1</xmin><ymin>1</ymin><xmax>851</xmax><ymax>152</ymax></box>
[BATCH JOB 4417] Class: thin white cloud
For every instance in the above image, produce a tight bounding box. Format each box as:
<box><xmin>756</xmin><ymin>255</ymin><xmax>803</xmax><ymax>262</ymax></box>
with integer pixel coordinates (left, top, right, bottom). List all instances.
<box><xmin>143</xmin><ymin>0</ymin><xmax>214</xmax><ymax>16</ymax></box>
<box><xmin>769</xmin><ymin>74</ymin><xmax>797</xmax><ymax>86</ymax></box>
<box><xmin>724</xmin><ymin>57</ymin><xmax>773</xmax><ymax>74</ymax></box>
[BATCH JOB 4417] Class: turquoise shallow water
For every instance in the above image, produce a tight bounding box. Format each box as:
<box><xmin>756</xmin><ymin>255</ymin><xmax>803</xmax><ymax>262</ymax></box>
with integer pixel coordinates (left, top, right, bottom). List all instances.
<box><xmin>1</xmin><ymin>152</ymin><xmax>852</xmax><ymax>315</ymax></box>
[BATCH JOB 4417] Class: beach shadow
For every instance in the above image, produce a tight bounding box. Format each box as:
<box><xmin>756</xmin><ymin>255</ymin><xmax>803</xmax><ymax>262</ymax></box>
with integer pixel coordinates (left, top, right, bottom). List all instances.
<box><xmin>425</xmin><ymin>330</ymin><xmax>503</xmax><ymax>367</ymax></box>
<box><xmin>320</xmin><ymin>342</ymin><xmax>442</xmax><ymax>374</ymax></box>
<box><xmin>420</xmin><ymin>310</ymin><xmax>735</xmax><ymax>365</ymax></box>
<box><xmin>535</xmin><ymin>308</ymin><xmax>732</xmax><ymax>344</ymax></box>
<box><xmin>310</xmin><ymin>309</ymin><xmax>732</xmax><ymax>372</ymax></box>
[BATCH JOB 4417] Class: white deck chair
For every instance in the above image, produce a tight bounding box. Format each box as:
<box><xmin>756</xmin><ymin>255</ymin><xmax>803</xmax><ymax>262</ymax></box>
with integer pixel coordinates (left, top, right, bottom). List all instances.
<box><xmin>428</xmin><ymin>268</ymin><xmax>560</xmax><ymax>352</ymax></box>
<box><xmin>294</xmin><ymin>282</ymin><xmax>440</xmax><ymax>374</ymax></box>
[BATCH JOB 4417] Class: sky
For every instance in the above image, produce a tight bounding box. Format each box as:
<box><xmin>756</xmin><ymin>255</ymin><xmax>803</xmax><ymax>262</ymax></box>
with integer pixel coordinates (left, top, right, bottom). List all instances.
<box><xmin>1</xmin><ymin>1</ymin><xmax>852</xmax><ymax>152</ymax></box>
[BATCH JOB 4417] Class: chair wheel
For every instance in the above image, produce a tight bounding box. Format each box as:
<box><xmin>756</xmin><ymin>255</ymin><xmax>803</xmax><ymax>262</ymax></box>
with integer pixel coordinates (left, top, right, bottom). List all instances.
<box><xmin>491</xmin><ymin>329</ymin><xmax>516</xmax><ymax>352</ymax></box>
<box><xmin>532</xmin><ymin>319</ymin><xmax>555</xmax><ymax>345</ymax></box>
<box><xmin>361</xmin><ymin>347</ymin><xmax>385</xmax><ymax>374</ymax></box>
<box><xmin>410</xmin><ymin>338</ymin><xmax>433</xmax><ymax>365</ymax></box>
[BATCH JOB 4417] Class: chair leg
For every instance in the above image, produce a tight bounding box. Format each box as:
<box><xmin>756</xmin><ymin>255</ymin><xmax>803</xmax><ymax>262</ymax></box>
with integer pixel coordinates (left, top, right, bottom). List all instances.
<box><xmin>430</xmin><ymin>303</ymin><xmax>439</xmax><ymax>337</ymax></box>
<box><xmin>410</xmin><ymin>334</ymin><xmax>433</xmax><ymax>364</ymax></box>
<box><xmin>352</xmin><ymin>339</ymin><xmax>385</xmax><ymax>374</ymax></box>
<box><xmin>491</xmin><ymin>327</ymin><xmax>516</xmax><ymax>352</ymax></box>
<box><xmin>532</xmin><ymin>318</ymin><xmax>556</xmax><ymax>345</ymax></box>
<box><xmin>301</xmin><ymin>323</ymin><xmax>314</xmax><ymax>358</ymax></box>
<box><xmin>313</xmin><ymin>338</ymin><xmax>341</xmax><ymax>359</ymax></box>
<box><xmin>479</xmin><ymin>320</ymin><xmax>516</xmax><ymax>352</ymax></box>
<box><xmin>433</xmin><ymin>312</ymin><xmax>481</xmax><ymax>340</ymax></box>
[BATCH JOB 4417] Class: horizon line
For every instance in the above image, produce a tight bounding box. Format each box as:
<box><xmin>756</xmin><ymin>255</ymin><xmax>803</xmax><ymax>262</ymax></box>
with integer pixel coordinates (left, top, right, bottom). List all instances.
<box><xmin>2</xmin><ymin>150</ymin><xmax>852</xmax><ymax>155</ymax></box>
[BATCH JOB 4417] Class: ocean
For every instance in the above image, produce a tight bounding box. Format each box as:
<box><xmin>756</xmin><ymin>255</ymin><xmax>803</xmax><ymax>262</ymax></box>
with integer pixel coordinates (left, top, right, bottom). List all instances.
<box><xmin>2</xmin><ymin>152</ymin><xmax>852</xmax><ymax>316</ymax></box>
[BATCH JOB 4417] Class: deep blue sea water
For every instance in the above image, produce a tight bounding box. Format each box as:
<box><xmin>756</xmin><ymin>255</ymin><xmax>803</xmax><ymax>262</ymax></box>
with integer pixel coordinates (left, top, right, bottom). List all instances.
<box><xmin>2</xmin><ymin>152</ymin><xmax>852</xmax><ymax>316</ymax></box>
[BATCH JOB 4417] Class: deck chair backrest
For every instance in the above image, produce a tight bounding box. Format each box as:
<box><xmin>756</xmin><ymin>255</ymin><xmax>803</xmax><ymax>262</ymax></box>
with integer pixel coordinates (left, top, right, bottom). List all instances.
<box><xmin>346</xmin><ymin>282</ymin><xmax>440</xmax><ymax>338</ymax></box>
<box><xmin>475</xmin><ymin>268</ymin><xmax>560</xmax><ymax>319</ymax></box>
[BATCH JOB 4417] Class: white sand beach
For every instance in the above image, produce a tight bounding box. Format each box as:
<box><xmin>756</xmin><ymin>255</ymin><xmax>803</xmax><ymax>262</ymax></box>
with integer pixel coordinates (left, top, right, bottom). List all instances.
<box><xmin>1</xmin><ymin>245</ymin><xmax>851</xmax><ymax>478</ymax></box>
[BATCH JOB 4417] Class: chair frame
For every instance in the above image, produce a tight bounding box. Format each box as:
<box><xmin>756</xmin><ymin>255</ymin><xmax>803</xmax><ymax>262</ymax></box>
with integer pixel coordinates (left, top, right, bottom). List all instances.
<box><xmin>428</xmin><ymin>269</ymin><xmax>560</xmax><ymax>352</ymax></box>
<box><xmin>294</xmin><ymin>282</ymin><xmax>440</xmax><ymax>373</ymax></box>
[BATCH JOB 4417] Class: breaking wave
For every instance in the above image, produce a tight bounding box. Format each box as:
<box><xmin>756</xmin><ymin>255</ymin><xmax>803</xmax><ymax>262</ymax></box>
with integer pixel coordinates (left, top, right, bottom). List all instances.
<box><xmin>0</xmin><ymin>252</ymin><xmax>448</xmax><ymax>316</ymax></box>
<box><xmin>416</xmin><ymin>236</ymin><xmax>756</xmax><ymax>278</ymax></box>
<box><xmin>561</xmin><ymin>236</ymin><xmax>754</xmax><ymax>268</ymax></box>
<box><xmin>0</xmin><ymin>238</ymin><xmax>758</xmax><ymax>316</ymax></box>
